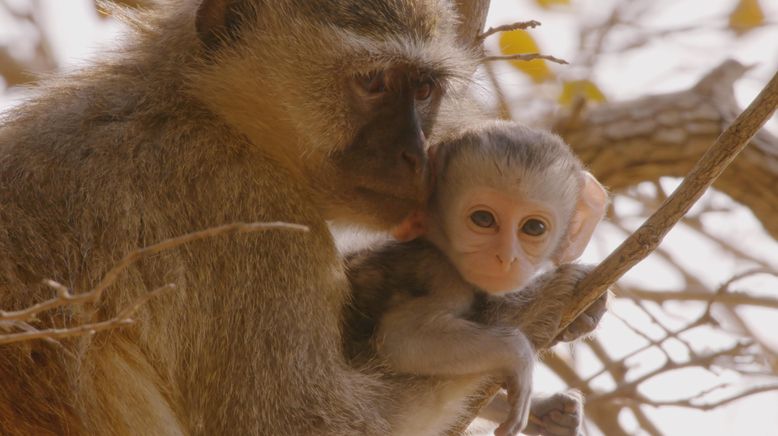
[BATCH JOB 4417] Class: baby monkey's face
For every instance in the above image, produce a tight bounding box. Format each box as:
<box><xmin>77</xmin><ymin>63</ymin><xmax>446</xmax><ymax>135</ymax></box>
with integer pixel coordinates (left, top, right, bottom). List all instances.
<box><xmin>443</xmin><ymin>186</ymin><xmax>563</xmax><ymax>294</ymax></box>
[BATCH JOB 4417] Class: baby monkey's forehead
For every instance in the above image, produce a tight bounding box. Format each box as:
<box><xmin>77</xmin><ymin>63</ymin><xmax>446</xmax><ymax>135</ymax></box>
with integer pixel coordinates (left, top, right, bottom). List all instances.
<box><xmin>456</xmin><ymin>185</ymin><xmax>559</xmax><ymax>212</ymax></box>
<box><xmin>444</xmin><ymin>159</ymin><xmax>576</xmax><ymax>199</ymax></box>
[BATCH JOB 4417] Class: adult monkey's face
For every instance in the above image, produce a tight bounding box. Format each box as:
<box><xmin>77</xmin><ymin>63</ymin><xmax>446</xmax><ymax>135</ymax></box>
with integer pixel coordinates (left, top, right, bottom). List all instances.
<box><xmin>192</xmin><ymin>0</ymin><xmax>474</xmax><ymax>230</ymax></box>
<box><xmin>324</xmin><ymin>62</ymin><xmax>449</xmax><ymax>230</ymax></box>
<box><xmin>297</xmin><ymin>0</ymin><xmax>475</xmax><ymax>231</ymax></box>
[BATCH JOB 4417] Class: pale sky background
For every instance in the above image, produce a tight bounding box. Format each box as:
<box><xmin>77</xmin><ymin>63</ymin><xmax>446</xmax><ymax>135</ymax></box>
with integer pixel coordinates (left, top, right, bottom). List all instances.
<box><xmin>1</xmin><ymin>1</ymin><xmax>777</xmax><ymax>435</ymax></box>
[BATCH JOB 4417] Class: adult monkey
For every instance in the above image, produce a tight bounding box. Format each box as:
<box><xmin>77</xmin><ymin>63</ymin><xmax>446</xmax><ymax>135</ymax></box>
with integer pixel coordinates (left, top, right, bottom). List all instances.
<box><xmin>0</xmin><ymin>1</ymin><xmax>602</xmax><ymax>435</ymax></box>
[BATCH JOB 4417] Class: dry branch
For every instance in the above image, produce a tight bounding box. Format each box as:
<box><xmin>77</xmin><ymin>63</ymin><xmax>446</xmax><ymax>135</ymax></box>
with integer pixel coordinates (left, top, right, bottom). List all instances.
<box><xmin>483</xmin><ymin>53</ymin><xmax>569</xmax><ymax>65</ymax></box>
<box><xmin>555</xmin><ymin>60</ymin><xmax>778</xmax><ymax>240</ymax></box>
<box><xmin>477</xmin><ymin>20</ymin><xmax>542</xmax><ymax>42</ymax></box>
<box><xmin>621</xmin><ymin>384</ymin><xmax>778</xmax><ymax>411</ymax></box>
<box><xmin>453</xmin><ymin>1</ymin><xmax>778</xmax><ymax>432</ymax></box>
<box><xmin>588</xmin><ymin>340</ymin><xmax>759</xmax><ymax>404</ymax></box>
<box><xmin>0</xmin><ymin>222</ymin><xmax>308</xmax><ymax>345</ymax></box>
<box><xmin>0</xmin><ymin>284</ymin><xmax>174</xmax><ymax>345</ymax></box>
<box><xmin>556</xmin><ymin>69</ymin><xmax>778</xmax><ymax>334</ymax></box>
<box><xmin>455</xmin><ymin>69</ymin><xmax>778</xmax><ymax>434</ymax></box>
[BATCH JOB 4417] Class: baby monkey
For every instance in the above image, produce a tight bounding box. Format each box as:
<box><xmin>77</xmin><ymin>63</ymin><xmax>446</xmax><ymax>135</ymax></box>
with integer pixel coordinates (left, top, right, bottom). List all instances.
<box><xmin>345</xmin><ymin>120</ymin><xmax>607</xmax><ymax>436</ymax></box>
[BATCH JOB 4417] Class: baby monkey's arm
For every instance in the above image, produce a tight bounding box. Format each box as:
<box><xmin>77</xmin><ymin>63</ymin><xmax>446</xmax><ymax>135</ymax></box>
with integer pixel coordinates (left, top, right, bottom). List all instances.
<box><xmin>376</xmin><ymin>289</ymin><xmax>535</xmax><ymax>436</ymax></box>
<box><xmin>473</xmin><ymin>264</ymin><xmax>608</xmax><ymax>349</ymax></box>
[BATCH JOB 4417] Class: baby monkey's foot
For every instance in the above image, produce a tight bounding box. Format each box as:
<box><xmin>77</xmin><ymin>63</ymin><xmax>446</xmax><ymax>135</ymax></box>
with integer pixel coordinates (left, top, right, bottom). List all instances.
<box><xmin>523</xmin><ymin>390</ymin><xmax>583</xmax><ymax>436</ymax></box>
<box><xmin>494</xmin><ymin>372</ymin><xmax>532</xmax><ymax>436</ymax></box>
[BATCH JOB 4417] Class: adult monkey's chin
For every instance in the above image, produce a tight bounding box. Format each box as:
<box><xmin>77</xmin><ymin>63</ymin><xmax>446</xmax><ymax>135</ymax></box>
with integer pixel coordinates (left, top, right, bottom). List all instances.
<box><xmin>348</xmin><ymin>186</ymin><xmax>424</xmax><ymax>231</ymax></box>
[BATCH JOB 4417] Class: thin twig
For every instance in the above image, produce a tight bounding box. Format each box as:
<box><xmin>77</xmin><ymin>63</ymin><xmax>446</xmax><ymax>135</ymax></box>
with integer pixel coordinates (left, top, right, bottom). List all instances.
<box><xmin>609</xmin><ymin>384</ymin><xmax>778</xmax><ymax>411</ymax></box>
<box><xmin>589</xmin><ymin>341</ymin><xmax>754</xmax><ymax>403</ymax></box>
<box><xmin>483</xmin><ymin>53</ymin><xmax>569</xmax><ymax>65</ymax></box>
<box><xmin>0</xmin><ymin>222</ymin><xmax>307</xmax><ymax>323</ymax></box>
<box><xmin>0</xmin><ymin>221</ymin><xmax>308</xmax><ymax>344</ymax></box>
<box><xmin>477</xmin><ymin>20</ymin><xmax>541</xmax><ymax>42</ymax></box>
<box><xmin>0</xmin><ymin>284</ymin><xmax>173</xmax><ymax>345</ymax></box>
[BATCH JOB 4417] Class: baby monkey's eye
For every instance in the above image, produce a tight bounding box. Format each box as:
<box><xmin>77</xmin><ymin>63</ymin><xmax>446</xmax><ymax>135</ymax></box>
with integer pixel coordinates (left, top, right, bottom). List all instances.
<box><xmin>415</xmin><ymin>79</ymin><xmax>435</xmax><ymax>101</ymax></box>
<box><xmin>470</xmin><ymin>210</ymin><xmax>496</xmax><ymax>228</ymax></box>
<box><xmin>521</xmin><ymin>219</ymin><xmax>546</xmax><ymax>236</ymax></box>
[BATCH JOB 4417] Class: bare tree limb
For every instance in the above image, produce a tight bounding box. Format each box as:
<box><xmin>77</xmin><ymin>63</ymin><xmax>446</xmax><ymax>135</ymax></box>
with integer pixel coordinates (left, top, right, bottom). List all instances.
<box><xmin>556</xmin><ymin>69</ymin><xmax>778</xmax><ymax>333</ymax></box>
<box><xmin>589</xmin><ymin>341</ymin><xmax>756</xmax><ymax>403</ymax></box>
<box><xmin>586</xmin><ymin>339</ymin><xmax>664</xmax><ymax>436</ymax></box>
<box><xmin>627</xmin><ymin>285</ymin><xmax>778</xmax><ymax>309</ymax></box>
<box><xmin>458</xmin><ymin>65</ymin><xmax>778</xmax><ymax>434</ymax></box>
<box><xmin>555</xmin><ymin>61</ymin><xmax>778</xmax><ymax>240</ymax></box>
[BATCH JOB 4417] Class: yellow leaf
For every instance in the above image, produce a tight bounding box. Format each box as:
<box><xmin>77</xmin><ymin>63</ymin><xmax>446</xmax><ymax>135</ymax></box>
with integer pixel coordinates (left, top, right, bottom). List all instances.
<box><xmin>498</xmin><ymin>30</ymin><xmax>552</xmax><ymax>83</ymax></box>
<box><xmin>536</xmin><ymin>0</ymin><xmax>571</xmax><ymax>9</ymax></box>
<box><xmin>729</xmin><ymin>0</ymin><xmax>765</xmax><ymax>35</ymax></box>
<box><xmin>558</xmin><ymin>80</ymin><xmax>606</xmax><ymax>106</ymax></box>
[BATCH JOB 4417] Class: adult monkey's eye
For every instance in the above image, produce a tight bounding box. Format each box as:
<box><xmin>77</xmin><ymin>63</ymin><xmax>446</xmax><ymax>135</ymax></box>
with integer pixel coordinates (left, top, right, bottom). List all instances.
<box><xmin>521</xmin><ymin>219</ymin><xmax>546</xmax><ymax>236</ymax></box>
<box><xmin>470</xmin><ymin>210</ymin><xmax>496</xmax><ymax>228</ymax></box>
<box><xmin>358</xmin><ymin>71</ymin><xmax>386</xmax><ymax>94</ymax></box>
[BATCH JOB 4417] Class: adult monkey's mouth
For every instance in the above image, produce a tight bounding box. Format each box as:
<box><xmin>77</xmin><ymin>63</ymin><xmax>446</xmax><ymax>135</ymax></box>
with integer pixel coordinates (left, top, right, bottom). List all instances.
<box><xmin>355</xmin><ymin>185</ymin><xmax>420</xmax><ymax>204</ymax></box>
<box><xmin>354</xmin><ymin>185</ymin><xmax>424</xmax><ymax>226</ymax></box>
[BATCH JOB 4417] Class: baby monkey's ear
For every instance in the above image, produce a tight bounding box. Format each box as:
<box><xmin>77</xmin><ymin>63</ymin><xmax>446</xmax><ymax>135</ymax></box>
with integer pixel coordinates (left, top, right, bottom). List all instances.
<box><xmin>391</xmin><ymin>144</ymin><xmax>439</xmax><ymax>242</ymax></box>
<box><xmin>554</xmin><ymin>171</ymin><xmax>609</xmax><ymax>264</ymax></box>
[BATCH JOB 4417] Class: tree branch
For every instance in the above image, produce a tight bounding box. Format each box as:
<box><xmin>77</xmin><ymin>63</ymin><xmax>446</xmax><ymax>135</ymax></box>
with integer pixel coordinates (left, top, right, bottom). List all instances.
<box><xmin>483</xmin><ymin>53</ymin><xmax>569</xmax><ymax>65</ymax></box>
<box><xmin>0</xmin><ymin>284</ymin><xmax>174</xmax><ymax>345</ymax></box>
<box><xmin>477</xmin><ymin>20</ymin><xmax>542</xmax><ymax>42</ymax></box>
<box><xmin>556</xmin><ymin>69</ymin><xmax>778</xmax><ymax>333</ymax></box>
<box><xmin>554</xmin><ymin>60</ymin><xmax>778</xmax><ymax>240</ymax></box>
<box><xmin>457</xmin><ymin>67</ymin><xmax>778</xmax><ymax>433</ymax></box>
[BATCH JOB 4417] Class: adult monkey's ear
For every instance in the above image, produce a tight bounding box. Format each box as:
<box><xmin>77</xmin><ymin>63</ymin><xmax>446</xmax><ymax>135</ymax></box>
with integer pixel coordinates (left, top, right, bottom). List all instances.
<box><xmin>196</xmin><ymin>0</ymin><xmax>254</xmax><ymax>50</ymax></box>
<box><xmin>554</xmin><ymin>171</ymin><xmax>609</xmax><ymax>264</ymax></box>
